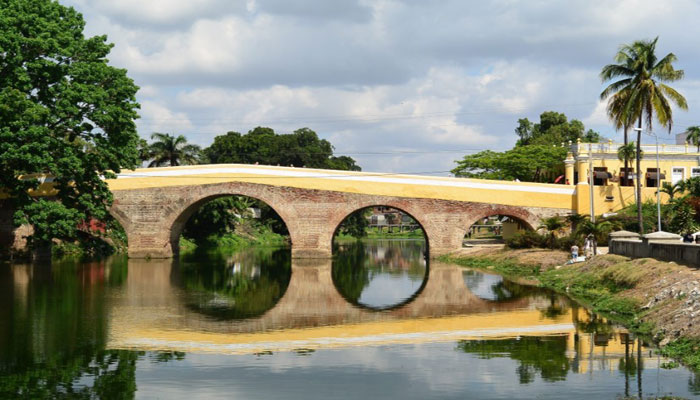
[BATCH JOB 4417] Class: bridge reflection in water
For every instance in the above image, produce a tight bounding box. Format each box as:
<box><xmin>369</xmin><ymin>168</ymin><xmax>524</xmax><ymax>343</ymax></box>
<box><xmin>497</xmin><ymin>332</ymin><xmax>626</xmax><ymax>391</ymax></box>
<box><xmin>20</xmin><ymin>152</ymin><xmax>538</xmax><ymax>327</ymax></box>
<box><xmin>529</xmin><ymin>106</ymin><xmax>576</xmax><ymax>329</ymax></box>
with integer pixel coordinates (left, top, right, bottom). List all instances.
<box><xmin>5</xmin><ymin>248</ymin><xmax>684</xmax><ymax>399</ymax></box>
<box><xmin>106</xmin><ymin>254</ymin><xmax>649</xmax><ymax>379</ymax></box>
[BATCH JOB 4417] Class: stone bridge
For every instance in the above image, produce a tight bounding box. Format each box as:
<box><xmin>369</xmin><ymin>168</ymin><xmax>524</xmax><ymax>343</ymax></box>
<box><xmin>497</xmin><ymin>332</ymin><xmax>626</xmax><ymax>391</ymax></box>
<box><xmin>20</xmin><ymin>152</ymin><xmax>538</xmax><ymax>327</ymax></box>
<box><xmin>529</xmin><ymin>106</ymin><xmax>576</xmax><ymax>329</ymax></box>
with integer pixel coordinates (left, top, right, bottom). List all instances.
<box><xmin>2</xmin><ymin>164</ymin><xmax>576</xmax><ymax>258</ymax></box>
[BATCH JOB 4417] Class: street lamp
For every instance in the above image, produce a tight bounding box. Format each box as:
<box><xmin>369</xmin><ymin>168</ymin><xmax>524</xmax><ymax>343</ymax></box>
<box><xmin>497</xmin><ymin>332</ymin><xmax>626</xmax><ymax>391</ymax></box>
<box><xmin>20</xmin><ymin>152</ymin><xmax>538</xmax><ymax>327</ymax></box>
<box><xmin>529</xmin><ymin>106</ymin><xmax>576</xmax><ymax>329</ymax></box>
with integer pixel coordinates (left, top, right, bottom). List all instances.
<box><xmin>633</xmin><ymin>126</ymin><xmax>662</xmax><ymax>232</ymax></box>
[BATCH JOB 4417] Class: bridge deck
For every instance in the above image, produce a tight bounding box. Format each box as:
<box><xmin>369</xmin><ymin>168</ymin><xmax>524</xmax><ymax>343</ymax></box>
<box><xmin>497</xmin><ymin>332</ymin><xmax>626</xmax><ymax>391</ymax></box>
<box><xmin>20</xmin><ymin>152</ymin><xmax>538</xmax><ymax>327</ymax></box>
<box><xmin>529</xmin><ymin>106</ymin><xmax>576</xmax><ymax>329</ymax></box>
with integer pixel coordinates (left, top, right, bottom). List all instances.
<box><xmin>107</xmin><ymin>164</ymin><xmax>574</xmax><ymax>210</ymax></box>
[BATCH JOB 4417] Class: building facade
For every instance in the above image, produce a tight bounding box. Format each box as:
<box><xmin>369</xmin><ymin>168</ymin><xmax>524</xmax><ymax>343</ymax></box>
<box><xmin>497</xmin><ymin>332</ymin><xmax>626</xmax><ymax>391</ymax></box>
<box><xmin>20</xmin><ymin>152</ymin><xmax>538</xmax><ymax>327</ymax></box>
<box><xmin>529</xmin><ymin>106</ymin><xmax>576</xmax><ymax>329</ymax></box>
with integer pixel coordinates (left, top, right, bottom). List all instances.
<box><xmin>565</xmin><ymin>139</ymin><xmax>700</xmax><ymax>216</ymax></box>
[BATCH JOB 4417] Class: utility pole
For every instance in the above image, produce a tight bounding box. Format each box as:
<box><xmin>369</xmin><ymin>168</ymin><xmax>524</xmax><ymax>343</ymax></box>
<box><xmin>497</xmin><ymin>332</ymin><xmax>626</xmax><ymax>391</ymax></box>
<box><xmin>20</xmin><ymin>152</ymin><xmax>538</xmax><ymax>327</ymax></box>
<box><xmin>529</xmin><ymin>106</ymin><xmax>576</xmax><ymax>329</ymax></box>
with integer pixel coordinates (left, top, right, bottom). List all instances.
<box><xmin>588</xmin><ymin>143</ymin><xmax>595</xmax><ymax>222</ymax></box>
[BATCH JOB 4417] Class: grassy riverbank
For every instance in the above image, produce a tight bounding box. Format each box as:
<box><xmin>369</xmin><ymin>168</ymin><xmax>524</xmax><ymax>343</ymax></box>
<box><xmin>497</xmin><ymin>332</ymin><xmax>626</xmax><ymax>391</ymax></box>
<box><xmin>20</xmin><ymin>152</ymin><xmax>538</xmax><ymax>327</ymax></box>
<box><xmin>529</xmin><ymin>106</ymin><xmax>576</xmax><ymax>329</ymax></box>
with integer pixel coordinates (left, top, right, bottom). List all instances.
<box><xmin>180</xmin><ymin>224</ymin><xmax>288</xmax><ymax>253</ymax></box>
<box><xmin>440</xmin><ymin>247</ymin><xmax>700</xmax><ymax>371</ymax></box>
<box><xmin>335</xmin><ymin>228</ymin><xmax>425</xmax><ymax>241</ymax></box>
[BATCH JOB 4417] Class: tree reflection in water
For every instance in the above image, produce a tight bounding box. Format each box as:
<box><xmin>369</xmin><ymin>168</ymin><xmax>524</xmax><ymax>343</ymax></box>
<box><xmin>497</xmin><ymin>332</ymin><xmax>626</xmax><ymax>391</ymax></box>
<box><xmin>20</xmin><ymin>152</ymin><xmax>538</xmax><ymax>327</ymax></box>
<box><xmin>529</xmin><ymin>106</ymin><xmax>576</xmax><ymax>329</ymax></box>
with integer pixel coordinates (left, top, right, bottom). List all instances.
<box><xmin>177</xmin><ymin>247</ymin><xmax>292</xmax><ymax>320</ymax></box>
<box><xmin>456</xmin><ymin>335</ymin><xmax>571</xmax><ymax>384</ymax></box>
<box><xmin>332</xmin><ymin>240</ymin><xmax>427</xmax><ymax>309</ymax></box>
<box><xmin>0</xmin><ymin>257</ymin><xmax>177</xmax><ymax>398</ymax></box>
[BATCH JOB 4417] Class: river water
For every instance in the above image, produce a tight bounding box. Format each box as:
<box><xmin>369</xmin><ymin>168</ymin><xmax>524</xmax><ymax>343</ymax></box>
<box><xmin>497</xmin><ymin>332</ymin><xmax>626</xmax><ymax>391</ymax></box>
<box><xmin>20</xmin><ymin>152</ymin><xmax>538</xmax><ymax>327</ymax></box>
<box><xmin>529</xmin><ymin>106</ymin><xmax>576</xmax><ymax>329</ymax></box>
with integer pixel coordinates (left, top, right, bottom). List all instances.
<box><xmin>1</xmin><ymin>239</ymin><xmax>698</xmax><ymax>399</ymax></box>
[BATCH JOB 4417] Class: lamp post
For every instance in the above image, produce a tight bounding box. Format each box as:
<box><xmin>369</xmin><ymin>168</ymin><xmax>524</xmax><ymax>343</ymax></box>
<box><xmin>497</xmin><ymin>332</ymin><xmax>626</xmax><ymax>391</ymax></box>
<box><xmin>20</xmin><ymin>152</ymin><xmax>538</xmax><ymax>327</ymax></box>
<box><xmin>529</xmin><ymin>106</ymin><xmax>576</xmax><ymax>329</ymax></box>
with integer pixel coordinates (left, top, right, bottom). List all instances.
<box><xmin>634</xmin><ymin>127</ymin><xmax>662</xmax><ymax>232</ymax></box>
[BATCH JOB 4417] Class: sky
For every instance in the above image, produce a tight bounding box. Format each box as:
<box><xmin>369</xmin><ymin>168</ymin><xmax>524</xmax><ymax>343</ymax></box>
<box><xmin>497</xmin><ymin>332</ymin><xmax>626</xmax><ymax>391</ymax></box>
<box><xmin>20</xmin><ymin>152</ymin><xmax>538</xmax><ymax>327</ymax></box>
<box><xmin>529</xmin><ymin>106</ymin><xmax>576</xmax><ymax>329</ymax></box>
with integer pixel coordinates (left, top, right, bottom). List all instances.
<box><xmin>63</xmin><ymin>0</ymin><xmax>700</xmax><ymax>174</ymax></box>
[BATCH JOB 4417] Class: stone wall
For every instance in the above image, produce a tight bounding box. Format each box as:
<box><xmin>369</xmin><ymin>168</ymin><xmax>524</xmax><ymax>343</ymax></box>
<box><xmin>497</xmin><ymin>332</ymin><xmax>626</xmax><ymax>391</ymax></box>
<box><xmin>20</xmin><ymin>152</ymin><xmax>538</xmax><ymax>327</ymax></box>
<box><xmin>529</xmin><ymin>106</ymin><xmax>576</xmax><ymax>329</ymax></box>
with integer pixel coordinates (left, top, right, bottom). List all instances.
<box><xmin>609</xmin><ymin>239</ymin><xmax>700</xmax><ymax>267</ymax></box>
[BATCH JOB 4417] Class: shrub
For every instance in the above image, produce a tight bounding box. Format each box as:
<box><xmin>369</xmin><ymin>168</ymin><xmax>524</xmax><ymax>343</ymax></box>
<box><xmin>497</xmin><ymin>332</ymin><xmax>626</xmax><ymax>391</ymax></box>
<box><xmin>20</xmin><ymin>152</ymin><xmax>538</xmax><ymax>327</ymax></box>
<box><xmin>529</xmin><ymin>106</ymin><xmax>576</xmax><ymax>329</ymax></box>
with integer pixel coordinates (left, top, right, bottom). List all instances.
<box><xmin>505</xmin><ymin>230</ymin><xmax>548</xmax><ymax>249</ymax></box>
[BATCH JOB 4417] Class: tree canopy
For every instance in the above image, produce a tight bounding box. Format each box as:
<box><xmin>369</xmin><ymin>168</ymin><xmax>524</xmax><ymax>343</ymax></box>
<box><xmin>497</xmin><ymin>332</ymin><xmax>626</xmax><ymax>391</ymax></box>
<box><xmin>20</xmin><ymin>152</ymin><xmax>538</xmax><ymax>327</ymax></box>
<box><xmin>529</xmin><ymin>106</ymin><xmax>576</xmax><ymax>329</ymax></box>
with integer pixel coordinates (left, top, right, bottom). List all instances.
<box><xmin>203</xmin><ymin>127</ymin><xmax>360</xmax><ymax>171</ymax></box>
<box><xmin>146</xmin><ymin>132</ymin><xmax>201</xmax><ymax>167</ymax></box>
<box><xmin>451</xmin><ymin>145</ymin><xmax>567</xmax><ymax>183</ymax></box>
<box><xmin>0</xmin><ymin>0</ymin><xmax>140</xmax><ymax>246</ymax></box>
<box><xmin>515</xmin><ymin>111</ymin><xmax>600</xmax><ymax>147</ymax></box>
<box><xmin>453</xmin><ymin>111</ymin><xmax>598</xmax><ymax>183</ymax></box>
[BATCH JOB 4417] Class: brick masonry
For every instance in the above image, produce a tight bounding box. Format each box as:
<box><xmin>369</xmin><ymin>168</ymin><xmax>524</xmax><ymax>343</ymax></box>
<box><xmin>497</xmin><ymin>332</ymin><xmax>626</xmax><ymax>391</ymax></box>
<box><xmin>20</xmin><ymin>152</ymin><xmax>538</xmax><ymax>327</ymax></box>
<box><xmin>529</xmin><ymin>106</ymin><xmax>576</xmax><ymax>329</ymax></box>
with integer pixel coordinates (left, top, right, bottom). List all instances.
<box><xmin>1</xmin><ymin>183</ymin><xmax>565</xmax><ymax>258</ymax></box>
<box><xmin>109</xmin><ymin>181</ymin><xmax>565</xmax><ymax>259</ymax></box>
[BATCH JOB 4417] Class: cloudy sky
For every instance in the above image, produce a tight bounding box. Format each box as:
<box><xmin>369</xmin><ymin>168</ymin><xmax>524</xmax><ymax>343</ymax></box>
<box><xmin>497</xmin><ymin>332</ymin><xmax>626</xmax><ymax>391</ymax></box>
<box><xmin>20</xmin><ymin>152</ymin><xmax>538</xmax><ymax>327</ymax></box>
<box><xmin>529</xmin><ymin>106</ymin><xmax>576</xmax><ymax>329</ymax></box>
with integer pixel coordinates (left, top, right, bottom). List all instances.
<box><xmin>63</xmin><ymin>0</ymin><xmax>700</xmax><ymax>174</ymax></box>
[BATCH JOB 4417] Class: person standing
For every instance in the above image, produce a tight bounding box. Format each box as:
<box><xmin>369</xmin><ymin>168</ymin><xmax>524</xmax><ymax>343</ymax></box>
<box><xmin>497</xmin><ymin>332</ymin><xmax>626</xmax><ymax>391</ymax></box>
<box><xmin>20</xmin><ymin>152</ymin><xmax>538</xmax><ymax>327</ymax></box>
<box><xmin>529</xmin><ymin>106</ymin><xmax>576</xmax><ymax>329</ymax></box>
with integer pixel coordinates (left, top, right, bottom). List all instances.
<box><xmin>584</xmin><ymin>234</ymin><xmax>594</xmax><ymax>258</ymax></box>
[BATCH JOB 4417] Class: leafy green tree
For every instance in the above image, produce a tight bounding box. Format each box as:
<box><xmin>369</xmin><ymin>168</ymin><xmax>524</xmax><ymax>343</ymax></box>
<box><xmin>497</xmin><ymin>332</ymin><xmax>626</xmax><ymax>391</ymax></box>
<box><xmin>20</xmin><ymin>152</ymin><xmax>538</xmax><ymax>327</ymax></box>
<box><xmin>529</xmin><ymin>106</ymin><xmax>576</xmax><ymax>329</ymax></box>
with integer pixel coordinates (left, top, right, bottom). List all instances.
<box><xmin>147</xmin><ymin>132</ymin><xmax>201</xmax><ymax>167</ymax></box>
<box><xmin>680</xmin><ymin>177</ymin><xmax>700</xmax><ymax>197</ymax></box>
<box><xmin>182</xmin><ymin>196</ymin><xmax>252</xmax><ymax>240</ymax></box>
<box><xmin>515</xmin><ymin>111</ymin><xmax>600</xmax><ymax>147</ymax></box>
<box><xmin>0</xmin><ymin>0</ymin><xmax>140</xmax><ymax>247</ymax></box>
<box><xmin>452</xmin><ymin>145</ymin><xmax>567</xmax><ymax>183</ymax></box>
<box><xmin>667</xmin><ymin>198</ymin><xmax>698</xmax><ymax>235</ymax></box>
<box><xmin>204</xmin><ymin>126</ymin><xmax>360</xmax><ymax>171</ymax></box>
<box><xmin>601</xmin><ymin>37</ymin><xmax>688</xmax><ymax>234</ymax></box>
<box><xmin>684</xmin><ymin>126</ymin><xmax>700</xmax><ymax>151</ymax></box>
<box><xmin>336</xmin><ymin>209</ymin><xmax>370</xmax><ymax>238</ymax></box>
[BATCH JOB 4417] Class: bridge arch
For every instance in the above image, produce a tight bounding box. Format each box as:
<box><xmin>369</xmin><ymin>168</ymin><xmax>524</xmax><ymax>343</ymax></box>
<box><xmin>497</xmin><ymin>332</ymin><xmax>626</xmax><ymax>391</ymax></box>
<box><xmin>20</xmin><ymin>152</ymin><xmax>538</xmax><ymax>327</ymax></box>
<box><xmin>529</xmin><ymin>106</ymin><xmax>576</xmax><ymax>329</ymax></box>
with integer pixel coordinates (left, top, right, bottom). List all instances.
<box><xmin>463</xmin><ymin>206</ymin><xmax>539</xmax><ymax>232</ymax></box>
<box><xmin>455</xmin><ymin>205</ymin><xmax>541</xmax><ymax>248</ymax></box>
<box><xmin>110</xmin><ymin>182</ymin><xmax>300</xmax><ymax>258</ymax></box>
<box><xmin>329</xmin><ymin>202</ymin><xmax>431</xmax><ymax>254</ymax></box>
<box><xmin>168</xmin><ymin>193</ymin><xmax>292</xmax><ymax>254</ymax></box>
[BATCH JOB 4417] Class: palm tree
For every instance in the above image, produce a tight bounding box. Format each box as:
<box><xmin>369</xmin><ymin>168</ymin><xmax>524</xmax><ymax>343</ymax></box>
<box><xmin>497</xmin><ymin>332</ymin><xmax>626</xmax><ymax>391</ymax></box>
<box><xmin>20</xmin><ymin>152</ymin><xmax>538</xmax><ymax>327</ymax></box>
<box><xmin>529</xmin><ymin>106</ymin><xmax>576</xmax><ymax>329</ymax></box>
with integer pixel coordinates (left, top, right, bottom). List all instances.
<box><xmin>601</xmin><ymin>37</ymin><xmax>688</xmax><ymax>234</ymax></box>
<box><xmin>616</xmin><ymin>142</ymin><xmax>642</xmax><ymax>185</ymax></box>
<box><xmin>576</xmin><ymin>219</ymin><xmax>613</xmax><ymax>256</ymax></box>
<box><xmin>684</xmin><ymin>126</ymin><xmax>700</xmax><ymax>151</ymax></box>
<box><xmin>565</xmin><ymin>213</ymin><xmax>588</xmax><ymax>232</ymax></box>
<box><xmin>538</xmin><ymin>216</ymin><xmax>566</xmax><ymax>247</ymax></box>
<box><xmin>607</xmin><ymin>88</ymin><xmax>635</xmax><ymax>186</ymax></box>
<box><xmin>659</xmin><ymin>181</ymin><xmax>683</xmax><ymax>200</ymax></box>
<box><xmin>147</xmin><ymin>133</ymin><xmax>201</xmax><ymax>167</ymax></box>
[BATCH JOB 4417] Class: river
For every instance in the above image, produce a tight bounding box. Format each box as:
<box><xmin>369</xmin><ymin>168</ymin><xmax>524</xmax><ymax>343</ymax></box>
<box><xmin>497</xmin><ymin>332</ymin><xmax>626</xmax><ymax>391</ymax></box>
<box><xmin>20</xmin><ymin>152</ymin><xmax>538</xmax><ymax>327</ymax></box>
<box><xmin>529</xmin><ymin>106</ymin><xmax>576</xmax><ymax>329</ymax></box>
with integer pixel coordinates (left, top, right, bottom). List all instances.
<box><xmin>0</xmin><ymin>239</ymin><xmax>698</xmax><ymax>399</ymax></box>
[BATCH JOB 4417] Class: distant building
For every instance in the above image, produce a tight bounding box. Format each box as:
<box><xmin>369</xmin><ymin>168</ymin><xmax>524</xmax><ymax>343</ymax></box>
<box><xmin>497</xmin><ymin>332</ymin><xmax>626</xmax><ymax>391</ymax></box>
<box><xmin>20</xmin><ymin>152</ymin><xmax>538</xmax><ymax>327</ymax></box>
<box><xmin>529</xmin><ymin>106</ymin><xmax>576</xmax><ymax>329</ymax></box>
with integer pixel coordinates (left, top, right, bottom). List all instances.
<box><xmin>676</xmin><ymin>131</ymin><xmax>688</xmax><ymax>145</ymax></box>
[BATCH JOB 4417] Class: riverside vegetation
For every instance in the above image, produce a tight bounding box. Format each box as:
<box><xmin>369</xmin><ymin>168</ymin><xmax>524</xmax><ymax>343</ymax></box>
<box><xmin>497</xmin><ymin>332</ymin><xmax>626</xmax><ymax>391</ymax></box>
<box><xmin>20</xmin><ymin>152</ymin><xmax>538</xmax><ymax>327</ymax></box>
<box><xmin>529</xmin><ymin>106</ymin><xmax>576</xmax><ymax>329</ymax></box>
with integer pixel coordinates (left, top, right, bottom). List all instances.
<box><xmin>441</xmin><ymin>247</ymin><xmax>700</xmax><ymax>372</ymax></box>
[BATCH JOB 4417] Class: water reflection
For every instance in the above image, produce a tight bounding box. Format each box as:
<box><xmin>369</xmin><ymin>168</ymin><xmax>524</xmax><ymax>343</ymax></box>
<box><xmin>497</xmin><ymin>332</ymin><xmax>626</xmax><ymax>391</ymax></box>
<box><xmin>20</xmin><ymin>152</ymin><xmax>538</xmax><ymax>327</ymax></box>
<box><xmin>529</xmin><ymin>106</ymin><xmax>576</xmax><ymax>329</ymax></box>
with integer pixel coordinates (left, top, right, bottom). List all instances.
<box><xmin>332</xmin><ymin>240</ymin><xmax>428</xmax><ymax>310</ymax></box>
<box><xmin>0</xmin><ymin>241</ymin><xmax>699</xmax><ymax>399</ymax></box>
<box><xmin>176</xmin><ymin>247</ymin><xmax>291</xmax><ymax>320</ymax></box>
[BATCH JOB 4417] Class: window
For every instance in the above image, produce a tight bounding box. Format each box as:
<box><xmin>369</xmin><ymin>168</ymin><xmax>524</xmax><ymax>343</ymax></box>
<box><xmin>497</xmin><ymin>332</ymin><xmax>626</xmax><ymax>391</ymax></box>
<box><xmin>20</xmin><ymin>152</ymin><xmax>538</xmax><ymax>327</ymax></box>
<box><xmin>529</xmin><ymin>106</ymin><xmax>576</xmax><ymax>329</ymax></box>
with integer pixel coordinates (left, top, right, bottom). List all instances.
<box><xmin>619</xmin><ymin>168</ymin><xmax>635</xmax><ymax>186</ymax></box>
<box><xmin>672</xmin><ymin>167</ymin><xmax>685</xmax><ymax>184</ymax></box>
<box><xmin>692</xmin><ymin>167</ymin><xmax>700</xmax><ymax>178</ymax></box>
<box><xmin>645</xmin><ymin>168</ymin><xmax>665</xmax><ymax>188</ymax></box>
<box><xmin>593</xmin><ymin>167</ymin><xmax>610</xmax><ymax>186</ymax></box>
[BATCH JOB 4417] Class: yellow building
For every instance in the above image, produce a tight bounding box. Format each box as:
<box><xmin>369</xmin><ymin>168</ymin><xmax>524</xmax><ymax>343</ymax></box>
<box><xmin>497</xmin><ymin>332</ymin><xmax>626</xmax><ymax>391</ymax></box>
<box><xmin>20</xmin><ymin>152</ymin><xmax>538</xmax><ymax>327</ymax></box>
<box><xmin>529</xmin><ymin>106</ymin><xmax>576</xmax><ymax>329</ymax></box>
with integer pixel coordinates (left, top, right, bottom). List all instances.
<box><xmin>565</xmin><ymin>139</ymin><xmax>700</xmax><ymax>216</ymax></box>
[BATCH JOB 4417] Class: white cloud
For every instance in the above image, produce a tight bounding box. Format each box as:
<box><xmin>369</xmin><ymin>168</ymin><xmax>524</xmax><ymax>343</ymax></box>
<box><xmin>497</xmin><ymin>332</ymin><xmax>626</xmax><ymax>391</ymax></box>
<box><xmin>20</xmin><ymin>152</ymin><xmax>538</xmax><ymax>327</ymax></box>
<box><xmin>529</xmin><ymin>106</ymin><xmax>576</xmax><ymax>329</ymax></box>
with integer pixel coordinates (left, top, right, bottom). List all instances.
<box><xmin>138</xmin><ymin>101</ymin><xmax>194</xmax><ymax>136</ymax></box>
<box><xmin>60</xmin><ymin>0</ymin><xmax>700</xmax><ymax>173</ymax></box>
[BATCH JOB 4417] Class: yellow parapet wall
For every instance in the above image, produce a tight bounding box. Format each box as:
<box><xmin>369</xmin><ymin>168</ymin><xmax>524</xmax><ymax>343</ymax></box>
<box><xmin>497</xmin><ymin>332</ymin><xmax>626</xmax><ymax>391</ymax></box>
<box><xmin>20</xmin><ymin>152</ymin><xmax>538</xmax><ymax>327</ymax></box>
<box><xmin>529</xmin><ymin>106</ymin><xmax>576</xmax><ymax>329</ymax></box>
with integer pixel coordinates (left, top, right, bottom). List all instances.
<box><xmin>106</xmin><ymin>164</ymin><xmax>576</xmax><ymax>210</ymax></box>
<box><xmin>3</xmin><ymin>164</ymin><xmax>672</xmax><ymax>215</ymax></box>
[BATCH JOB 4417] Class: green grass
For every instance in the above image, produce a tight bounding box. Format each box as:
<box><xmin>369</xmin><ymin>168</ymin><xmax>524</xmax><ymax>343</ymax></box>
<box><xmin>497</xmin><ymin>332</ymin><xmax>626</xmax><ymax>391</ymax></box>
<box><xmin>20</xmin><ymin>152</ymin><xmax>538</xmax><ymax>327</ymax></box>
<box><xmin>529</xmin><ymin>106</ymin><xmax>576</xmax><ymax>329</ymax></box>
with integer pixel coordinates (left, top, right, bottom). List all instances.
<box><xmin>180</xmin><ymin>225</ymin><xmax>288</xmax><ymax>253</ymax></box>
<box><xmin>658</xmin><ymin>338</ymin><xmax>700</xmax><ymax>371</ymax></box>
<box><xmin>334</xmin><ymin>228</ymin><xmax>425</xmax><ymax>241</ymax></box>
<box><xmin>439</xmin><ymin>255</ymin><xmax>541</xmax><ymax>280</ymax></box>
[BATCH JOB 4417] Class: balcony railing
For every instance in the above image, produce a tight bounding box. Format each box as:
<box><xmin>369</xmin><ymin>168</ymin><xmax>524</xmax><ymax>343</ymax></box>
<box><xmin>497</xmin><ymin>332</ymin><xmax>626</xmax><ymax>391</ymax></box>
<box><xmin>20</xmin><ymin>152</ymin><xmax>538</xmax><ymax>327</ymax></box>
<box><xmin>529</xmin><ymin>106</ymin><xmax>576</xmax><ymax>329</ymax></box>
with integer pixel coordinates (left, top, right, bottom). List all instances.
<box><xmin>570</xmin><ymin>141</ymin><xmax>699</xmax><ymax>156</ymax></box>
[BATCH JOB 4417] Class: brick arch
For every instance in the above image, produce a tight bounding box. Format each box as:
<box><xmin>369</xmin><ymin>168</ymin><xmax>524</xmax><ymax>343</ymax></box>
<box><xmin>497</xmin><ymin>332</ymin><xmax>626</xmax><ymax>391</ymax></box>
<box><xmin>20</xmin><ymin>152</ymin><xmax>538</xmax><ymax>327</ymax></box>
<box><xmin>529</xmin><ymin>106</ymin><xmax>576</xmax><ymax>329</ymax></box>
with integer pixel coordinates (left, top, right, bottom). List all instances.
<box><xmin>326</xmin><ymin>201</ymin><xmax>432</xmax><ymax>252</ymax></box>
<box><xmin>463</xmin><ymin>206</ymin><xmax>539</xmax><ymax>232</ymax></box>
<box><xmin>110</xmin><ymin>182</ymin><xmax>299</xmax><ymax>258</ymax></box>
<box><xmin>167</xmin><ymin>191</ymin><xmax>294</xmax><ymax>255</ymax></box>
